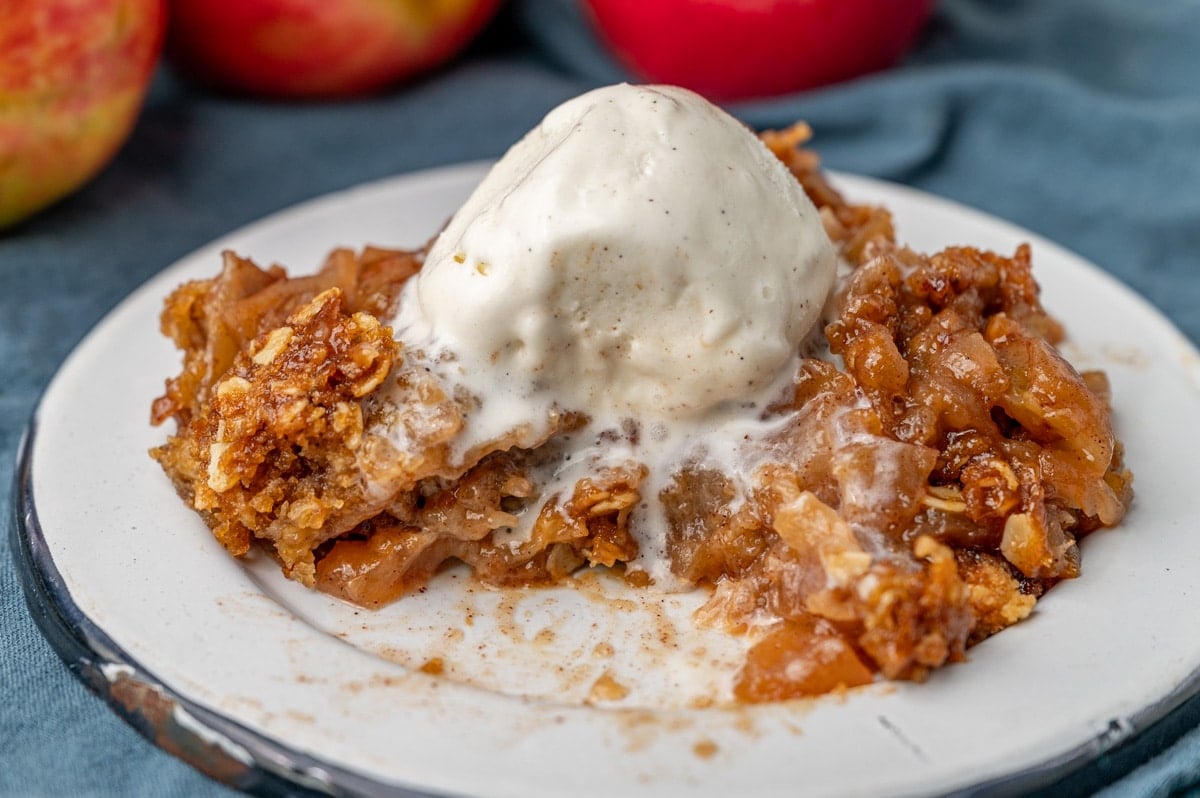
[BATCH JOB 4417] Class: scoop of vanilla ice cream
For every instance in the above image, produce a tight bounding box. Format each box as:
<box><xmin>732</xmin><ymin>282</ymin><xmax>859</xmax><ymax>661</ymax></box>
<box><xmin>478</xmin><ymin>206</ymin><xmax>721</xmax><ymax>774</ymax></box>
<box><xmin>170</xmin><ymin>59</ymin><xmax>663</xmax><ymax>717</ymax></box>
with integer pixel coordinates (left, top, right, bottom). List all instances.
<box><xmin>393</xmin><ymin>83</ymin><xmax>835</xmax><ymax>446</ymax></box>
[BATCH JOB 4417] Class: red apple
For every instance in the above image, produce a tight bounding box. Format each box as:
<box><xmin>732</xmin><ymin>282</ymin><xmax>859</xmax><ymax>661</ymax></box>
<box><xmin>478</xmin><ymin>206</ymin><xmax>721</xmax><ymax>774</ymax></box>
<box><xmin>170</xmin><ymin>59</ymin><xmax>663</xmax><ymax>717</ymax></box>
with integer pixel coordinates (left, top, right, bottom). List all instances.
<box><xmin>0</xmin><ymin>0</ymin><xmax>166</xmax><ymax>229</ymax></box>
<box><xmin>581</xmin><ymin>0</ymin><xmax>934</xmax><ymax>102</ymax></box>
<box><xmin>166</xmin><ymin>0</ymin><xmax>502</xmax><ymax>99</ymax></box>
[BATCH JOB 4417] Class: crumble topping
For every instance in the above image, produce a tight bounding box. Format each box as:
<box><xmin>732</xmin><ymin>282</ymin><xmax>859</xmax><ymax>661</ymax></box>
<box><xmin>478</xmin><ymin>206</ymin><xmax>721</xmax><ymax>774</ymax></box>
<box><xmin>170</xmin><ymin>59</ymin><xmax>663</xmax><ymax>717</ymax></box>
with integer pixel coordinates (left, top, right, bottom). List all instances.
<box><xmin>151</xmin><ymin>123</ymin><xmax>1132</xmax><ymax>702</ymax></box>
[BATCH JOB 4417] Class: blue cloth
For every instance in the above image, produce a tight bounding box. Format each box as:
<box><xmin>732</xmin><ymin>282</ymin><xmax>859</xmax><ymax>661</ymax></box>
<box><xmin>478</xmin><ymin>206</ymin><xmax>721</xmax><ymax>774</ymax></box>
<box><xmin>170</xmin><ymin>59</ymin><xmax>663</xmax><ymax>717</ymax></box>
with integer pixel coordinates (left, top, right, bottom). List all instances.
<box><xmin>3</xmin><ymin>0</ymin><xmax>1199</xmax><ymax>794</ymax></box>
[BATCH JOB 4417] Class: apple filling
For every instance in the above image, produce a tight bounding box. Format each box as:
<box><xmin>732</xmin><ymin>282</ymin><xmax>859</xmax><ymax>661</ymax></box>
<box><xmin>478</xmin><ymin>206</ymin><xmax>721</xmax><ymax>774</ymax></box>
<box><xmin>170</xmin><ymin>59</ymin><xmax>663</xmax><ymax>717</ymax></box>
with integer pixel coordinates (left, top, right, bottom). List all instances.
<box><xmin>151</xmin><ymin>126</ymin><xmax>1132</xmax><ymax>701</ymax></box>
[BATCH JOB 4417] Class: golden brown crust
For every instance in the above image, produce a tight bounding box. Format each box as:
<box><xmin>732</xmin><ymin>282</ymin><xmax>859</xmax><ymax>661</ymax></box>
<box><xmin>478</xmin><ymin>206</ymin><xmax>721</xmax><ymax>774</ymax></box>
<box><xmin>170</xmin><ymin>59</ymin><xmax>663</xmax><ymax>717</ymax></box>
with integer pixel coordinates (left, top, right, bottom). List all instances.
<box><xmin>150</xmin><ymin>125</ymin><xmax>1133</xmax><ymax>700</ymax></box>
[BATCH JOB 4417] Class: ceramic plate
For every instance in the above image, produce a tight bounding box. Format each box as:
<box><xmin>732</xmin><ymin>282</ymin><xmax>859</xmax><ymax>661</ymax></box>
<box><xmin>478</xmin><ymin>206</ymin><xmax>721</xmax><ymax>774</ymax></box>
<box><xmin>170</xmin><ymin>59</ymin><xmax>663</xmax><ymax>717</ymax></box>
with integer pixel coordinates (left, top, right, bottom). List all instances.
<box><xmin>14</xmin><ymin>163</ymin><xmax>1200</xmax><ymax>797</ymax></box>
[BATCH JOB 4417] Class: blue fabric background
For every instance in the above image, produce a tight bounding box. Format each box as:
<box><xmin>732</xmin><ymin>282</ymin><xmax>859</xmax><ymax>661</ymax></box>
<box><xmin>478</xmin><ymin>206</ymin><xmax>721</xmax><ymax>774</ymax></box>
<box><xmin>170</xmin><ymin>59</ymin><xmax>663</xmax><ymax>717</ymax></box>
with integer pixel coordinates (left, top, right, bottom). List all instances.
<box><xmin>3</xmin><ymin>0</ymin><xmax>1200</xmax><ymax>794</ymax></box>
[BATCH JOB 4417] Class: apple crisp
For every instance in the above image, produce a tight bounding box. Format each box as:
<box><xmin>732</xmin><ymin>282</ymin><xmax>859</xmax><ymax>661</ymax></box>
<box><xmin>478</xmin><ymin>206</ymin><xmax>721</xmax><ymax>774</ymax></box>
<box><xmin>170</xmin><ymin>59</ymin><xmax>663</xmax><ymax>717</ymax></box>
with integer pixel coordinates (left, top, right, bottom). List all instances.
<box><xmin>151</xmin><ymin>127</ymin><xmax>1132</xmax><ymax>702</ymax></box>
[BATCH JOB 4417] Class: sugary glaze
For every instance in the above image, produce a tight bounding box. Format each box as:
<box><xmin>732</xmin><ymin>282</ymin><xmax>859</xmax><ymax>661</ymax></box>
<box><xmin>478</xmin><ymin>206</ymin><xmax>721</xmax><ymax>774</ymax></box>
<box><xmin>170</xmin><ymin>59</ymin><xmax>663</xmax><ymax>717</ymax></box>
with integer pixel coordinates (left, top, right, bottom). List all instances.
<box><xmin>151</xmin><ymin>107</ymin><xmax>1132</xmax><ymax>702</ymax></box>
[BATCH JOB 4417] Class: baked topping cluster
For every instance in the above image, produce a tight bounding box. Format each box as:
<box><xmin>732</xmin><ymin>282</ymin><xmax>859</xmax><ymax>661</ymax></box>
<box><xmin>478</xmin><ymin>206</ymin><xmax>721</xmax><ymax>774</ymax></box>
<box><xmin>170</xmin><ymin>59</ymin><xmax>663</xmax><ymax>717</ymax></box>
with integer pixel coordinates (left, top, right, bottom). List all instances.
<box><xmin>152</xmin><ymin>121</ymin><xmax>1131</xmax><ymax>702</ymax></box>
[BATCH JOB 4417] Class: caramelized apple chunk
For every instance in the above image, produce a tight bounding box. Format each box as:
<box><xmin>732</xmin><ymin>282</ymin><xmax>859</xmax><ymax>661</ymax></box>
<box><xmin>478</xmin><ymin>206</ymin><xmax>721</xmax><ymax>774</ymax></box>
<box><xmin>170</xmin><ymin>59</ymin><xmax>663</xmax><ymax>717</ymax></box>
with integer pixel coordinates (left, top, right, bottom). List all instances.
<box><xmin>151</xmin><ymin>128</ymin><xmax>1132</xmax><ymax>702</ymax></box>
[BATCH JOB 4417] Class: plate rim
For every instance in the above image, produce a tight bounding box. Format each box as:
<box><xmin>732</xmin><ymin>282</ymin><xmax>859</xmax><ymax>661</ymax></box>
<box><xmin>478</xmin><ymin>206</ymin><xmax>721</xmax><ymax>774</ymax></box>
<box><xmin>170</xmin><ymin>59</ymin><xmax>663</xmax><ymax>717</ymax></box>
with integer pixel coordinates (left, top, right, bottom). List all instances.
<box><xmin>17</xmin><ymin>427</ymin><xmax>1200</xmax><ymax>798</ymax></box>
<box><xmin>11</xmin><ymin>418</ymin><xmax>431</xmax><ymax>798</ymax></box>
<box><xmin>12</xmin><ymin>161</ymin><xmax>1200</xmax><ymax>798</ymax></box>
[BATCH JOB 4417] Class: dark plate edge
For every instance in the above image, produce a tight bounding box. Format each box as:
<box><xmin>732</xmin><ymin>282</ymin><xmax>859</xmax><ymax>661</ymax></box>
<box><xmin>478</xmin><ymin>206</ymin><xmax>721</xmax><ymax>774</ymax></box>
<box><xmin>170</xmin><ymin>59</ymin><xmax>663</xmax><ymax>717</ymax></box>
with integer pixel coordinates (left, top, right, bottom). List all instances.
<box><xmin>10</xmin><ymin>418</ymin><xmax>436</xmax><ymax>798</ymax></box>
<box><xmin>11</xmin><ymin>412</ymin><xmax>1200</xmax><ymax>797</ymax></box>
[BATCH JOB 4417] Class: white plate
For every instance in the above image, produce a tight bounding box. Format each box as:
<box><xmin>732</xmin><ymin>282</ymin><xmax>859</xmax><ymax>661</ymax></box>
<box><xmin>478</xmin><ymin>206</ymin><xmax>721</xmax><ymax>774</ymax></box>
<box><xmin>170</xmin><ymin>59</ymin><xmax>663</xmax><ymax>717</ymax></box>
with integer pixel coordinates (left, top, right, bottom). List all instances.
<box><xmin>17</xmin><ymin>163</ymin><xmax>1200</xmax><ymax>797</ymax></box>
